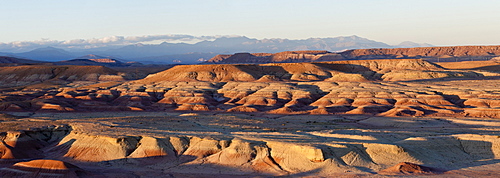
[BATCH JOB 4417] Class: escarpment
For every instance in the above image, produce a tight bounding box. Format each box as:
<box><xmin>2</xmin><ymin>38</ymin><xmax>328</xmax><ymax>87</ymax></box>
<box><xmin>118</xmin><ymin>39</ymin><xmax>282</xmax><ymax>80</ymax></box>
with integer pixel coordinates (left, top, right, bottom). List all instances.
<box><xmin>342</xmin><ymin>45</ymin><xmax>500</xmax><ymax>61</ymax></box>
<box><xmin>207</xmin><ymin>46</ymin><xmax>500</xmax><ymax>64</ymax></box>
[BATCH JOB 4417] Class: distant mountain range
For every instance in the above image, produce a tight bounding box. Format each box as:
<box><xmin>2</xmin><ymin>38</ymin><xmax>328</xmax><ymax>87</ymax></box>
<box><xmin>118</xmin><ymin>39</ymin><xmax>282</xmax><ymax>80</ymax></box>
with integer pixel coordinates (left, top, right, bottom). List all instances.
<box><xmin>0</xmin><ymin>54</ymin><xmax>141</xmax><ymax>67</ymax></box>
<box><xmin>0</xmin><ymin>35</ymin><xmax>433</xmax><ymax>64</ymax></box>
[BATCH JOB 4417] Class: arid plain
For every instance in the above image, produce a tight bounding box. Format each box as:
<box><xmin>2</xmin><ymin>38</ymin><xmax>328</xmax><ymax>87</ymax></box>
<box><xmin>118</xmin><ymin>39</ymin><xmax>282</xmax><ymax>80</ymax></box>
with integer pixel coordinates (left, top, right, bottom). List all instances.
<box><xmin>2</xmin><ymin>46</ymin><xmax>500</xmax><ymax>177</ymax></box>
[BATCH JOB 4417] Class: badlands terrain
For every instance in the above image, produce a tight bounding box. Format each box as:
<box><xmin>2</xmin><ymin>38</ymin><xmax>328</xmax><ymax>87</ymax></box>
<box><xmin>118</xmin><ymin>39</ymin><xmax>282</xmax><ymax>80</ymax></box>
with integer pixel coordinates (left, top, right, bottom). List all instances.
<box><xmin>2</xmin><ymin>47</ymin><xmax>500</xmax><ymax>177</ymax></box>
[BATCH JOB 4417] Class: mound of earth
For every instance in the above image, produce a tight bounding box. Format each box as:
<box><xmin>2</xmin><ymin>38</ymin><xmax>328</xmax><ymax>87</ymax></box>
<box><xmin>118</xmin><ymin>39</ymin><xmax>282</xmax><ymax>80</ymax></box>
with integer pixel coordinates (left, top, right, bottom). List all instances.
<box><xmin>0</xmin><ymin>131</ymin><xmax>45</xmax><ymax>159</ymax></box>
<box><xmin>0</xmin><ymin>159</ymin><xmax>84</xmax><ymax>177</ymax></box>
<box><xmin>255</xmin><ymin>75</ymin><xmax>281</xmax><ymax>82</ymax></box>
<box><xmin>226</xmin><ymin>105</ymin><xmax>258</xmax><ymax>112</ymax></box>
<box><xmin>378</xmin><ymin>162</ymin><xmax>441</xmax><ymax>175</ymax></box>
<box><xmin>137</xmin><ymin>64</ymin><xmax>259</xmax><ymax>83</ymax></box>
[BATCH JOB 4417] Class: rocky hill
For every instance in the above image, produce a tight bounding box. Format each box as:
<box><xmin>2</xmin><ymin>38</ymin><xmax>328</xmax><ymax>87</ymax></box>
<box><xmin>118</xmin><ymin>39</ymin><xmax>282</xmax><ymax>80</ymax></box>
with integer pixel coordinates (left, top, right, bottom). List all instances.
<box><xmin>0</xmin><ymin>65</ymin><xmax>125</xmax><ymax>88</ymax></box>
<box><xmin>0</xmin><ymin>56</ymin><xmax>41</xmax><ymax>65</ymax></box>
<box><xmin>205</xmin><ymin>50</ymin><xmax>344</xmax><ymax>64</ymax></box>
<box><xmin>342</xmin><ymin>45</ymin><xmax>500</xmax><ymax>61</ymax></box>
<box><xmin>160</xmin><ymin>59</ymin><xmax>449</xmax><ymax>83</ymax></box>
<box><xmin>56</xmin><ymin>54</ymin><xmax>142</xmax><ymax>67</ymax></box>
<box><xmin>206</xmin><ymin>45</ymin><xmax>500</xmax><ymax>64</ymax></box>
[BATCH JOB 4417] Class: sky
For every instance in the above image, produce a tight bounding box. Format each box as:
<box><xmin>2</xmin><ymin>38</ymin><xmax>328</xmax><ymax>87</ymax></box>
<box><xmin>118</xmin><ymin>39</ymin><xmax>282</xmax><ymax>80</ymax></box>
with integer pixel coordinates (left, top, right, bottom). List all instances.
<box><xmin>0</xmin><ymin>0</ymin><xmax>499</xmax><ymax>46</ymax></box>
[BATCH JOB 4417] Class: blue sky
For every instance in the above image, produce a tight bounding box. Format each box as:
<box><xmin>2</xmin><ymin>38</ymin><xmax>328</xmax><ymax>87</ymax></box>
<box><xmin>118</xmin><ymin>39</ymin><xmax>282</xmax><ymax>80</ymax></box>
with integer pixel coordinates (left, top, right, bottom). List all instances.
<box><xmin>1</xmin><ymin>0</ymin><xmax>499</xmax><ymax>46</ymax></box>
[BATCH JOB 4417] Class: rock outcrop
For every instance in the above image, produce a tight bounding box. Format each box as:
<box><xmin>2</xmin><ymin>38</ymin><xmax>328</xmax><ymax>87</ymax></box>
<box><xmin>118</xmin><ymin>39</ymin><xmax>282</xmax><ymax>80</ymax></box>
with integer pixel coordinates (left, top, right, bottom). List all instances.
<box><xmin>205</xmin><ymin>50</ymin><xmax>344</xmax><ymax>64</ymax></box>
<box><xmin>378</xmin><ymin>162</ymin><xmax>440</xmax><ymax>175</ymax></box>
<box><xmin>342</xmin><ymin>45</ymin><xmax>500</xmax><ymax>61</ymax></box>
<box><xmin>206</xmin><ymin>46</ymin><xmax>500</xmax><ymax>64</ymax></box>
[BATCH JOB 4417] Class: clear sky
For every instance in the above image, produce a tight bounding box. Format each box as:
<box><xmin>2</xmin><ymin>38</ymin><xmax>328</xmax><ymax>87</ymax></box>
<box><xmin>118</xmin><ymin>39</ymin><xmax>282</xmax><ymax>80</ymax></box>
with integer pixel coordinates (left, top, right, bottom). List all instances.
<box><xmin>1</xmin><ymin>0</ymin><xmax>499</xmax><ymax>46</ymax></box>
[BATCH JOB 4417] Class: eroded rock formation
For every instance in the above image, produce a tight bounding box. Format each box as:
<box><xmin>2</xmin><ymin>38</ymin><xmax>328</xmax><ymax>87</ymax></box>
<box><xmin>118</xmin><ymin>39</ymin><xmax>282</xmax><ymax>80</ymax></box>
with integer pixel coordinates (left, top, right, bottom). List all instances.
<box><xmin>1</xmin><ymin>114</ymin><xmax>500</xmax><ymax>177</ymax></box>
<box><xmin>206</xmin><ymin>46</ymin><xmax>500</xmax><ymax>64</ymax></box>
<box><xmin>1</xmin><ymin>58</ymin><xmax>500</xmax><ymax>118</ymax></box>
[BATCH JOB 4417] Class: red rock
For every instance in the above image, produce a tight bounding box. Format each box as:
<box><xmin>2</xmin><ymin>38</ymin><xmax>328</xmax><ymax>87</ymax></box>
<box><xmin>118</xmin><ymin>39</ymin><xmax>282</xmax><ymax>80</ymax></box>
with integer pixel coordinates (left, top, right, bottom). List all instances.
<box><xmin>378</xmin><ymin>162</ymin><xmax>441</xmax><ymax>175</ymax></box>
<box><xmin>0</xmin><ymin>159</ymin><xmax>84</xmax><ymax>177</ymax></box>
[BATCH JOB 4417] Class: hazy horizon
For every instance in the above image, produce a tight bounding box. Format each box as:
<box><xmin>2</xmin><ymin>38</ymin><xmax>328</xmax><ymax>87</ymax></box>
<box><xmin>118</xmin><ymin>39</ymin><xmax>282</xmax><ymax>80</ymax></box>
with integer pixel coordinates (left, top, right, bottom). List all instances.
<box><xmin>1</xmin><ymin>0</ymin><xmax>499</xmax><ymax>47</ymax></box>
<box><xmin>0</xmin><ymin>34</ymin><xmax>428</xmax><ymax>53</ymax></box>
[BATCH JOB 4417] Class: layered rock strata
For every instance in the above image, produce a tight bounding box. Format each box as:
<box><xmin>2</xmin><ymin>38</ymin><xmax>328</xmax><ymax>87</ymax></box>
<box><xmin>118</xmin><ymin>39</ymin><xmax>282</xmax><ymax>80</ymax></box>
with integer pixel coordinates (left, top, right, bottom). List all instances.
<box><xmin>206</xmin><ymin>46</ymin><xmax>500</xmax><ymax>64</ymax></box>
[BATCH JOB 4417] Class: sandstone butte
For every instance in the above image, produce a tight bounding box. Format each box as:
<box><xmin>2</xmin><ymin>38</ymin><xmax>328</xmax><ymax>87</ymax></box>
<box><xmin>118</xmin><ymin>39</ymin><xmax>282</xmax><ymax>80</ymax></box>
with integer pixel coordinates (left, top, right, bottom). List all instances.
<box><xmin>1</xmin><ymin>47</ymin><xmax>500</xmax><ymax>177</ymax></box>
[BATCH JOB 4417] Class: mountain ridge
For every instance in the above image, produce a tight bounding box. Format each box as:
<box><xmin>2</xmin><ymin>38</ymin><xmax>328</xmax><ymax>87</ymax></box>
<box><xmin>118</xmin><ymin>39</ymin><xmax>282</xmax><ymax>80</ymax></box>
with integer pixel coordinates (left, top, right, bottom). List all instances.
<box><xmin>0</xmin><ymin>56</ymin><xmax>43</xmax><ymax>65</ymax></box>
<box><xmin>2</xmin><ymin>36</ymin><xmax>431</xmax><ymax>64</ymax></box>
<box><xmin>56</xmin><ymin>54</ymin><xmax>142</xmax><ymax>67</ymax></box>
<box><xmin>206</xmin><ymin>45</ymin><xmax>500</xmax><ymax>64</ymax></box>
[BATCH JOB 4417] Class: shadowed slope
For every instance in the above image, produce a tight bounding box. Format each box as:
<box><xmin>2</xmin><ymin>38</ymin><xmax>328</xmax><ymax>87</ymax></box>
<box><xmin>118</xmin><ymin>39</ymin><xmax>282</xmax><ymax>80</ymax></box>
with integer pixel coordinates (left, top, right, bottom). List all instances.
<box><xmin>378</xmin><ymin>162</ymin><xmax>442</xmax><ymax>175</ymax></box>
<box><xmin>0</xmin><ymin>159</ymin><xmax>84</xmax><ymax>177</ymax></box>
<box><xmin>0</xmin><ymin>56</ymin><xmax>42</xmax><ymax>65</ymax></box>
<box><xmin>0</xmin><ymin>65</ymin><xmax>124</xmax><ymax>88</ymax></box>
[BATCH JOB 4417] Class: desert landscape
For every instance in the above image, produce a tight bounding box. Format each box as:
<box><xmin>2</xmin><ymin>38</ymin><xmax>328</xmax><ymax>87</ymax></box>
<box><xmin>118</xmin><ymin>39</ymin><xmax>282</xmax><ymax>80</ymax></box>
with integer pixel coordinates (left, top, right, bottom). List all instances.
<box><xmin>2</xmin><ymin>1</ymin><xmax>500</xmax><ymax>177</ymax></box>
<box><xmin>1</xmin><ymin>45</ymin><xmax>500</xmax><ymax>177</ymax></box>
